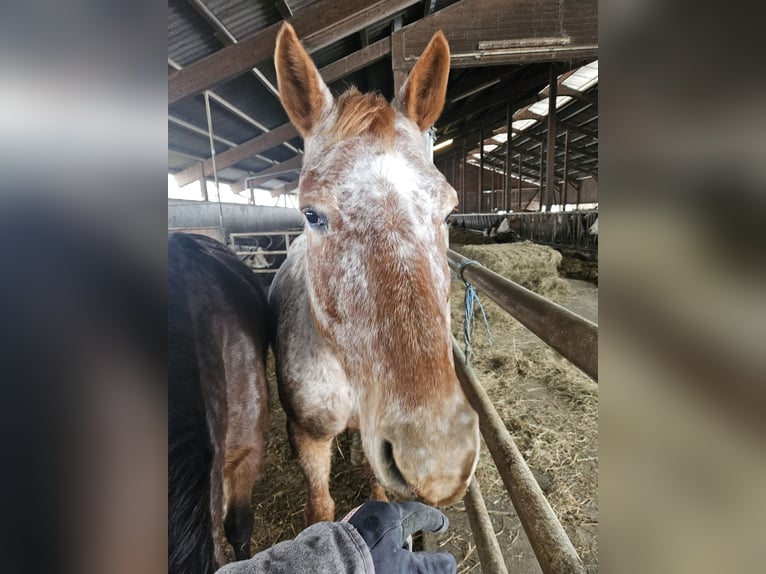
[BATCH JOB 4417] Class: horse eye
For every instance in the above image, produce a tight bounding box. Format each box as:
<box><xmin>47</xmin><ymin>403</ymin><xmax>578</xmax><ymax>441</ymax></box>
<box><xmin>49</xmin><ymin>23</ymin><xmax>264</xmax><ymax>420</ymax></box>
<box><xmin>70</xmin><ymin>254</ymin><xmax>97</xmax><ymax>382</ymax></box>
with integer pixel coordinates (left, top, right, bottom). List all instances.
<box><xmin>302</xmin><ymin>209</ymin><xmax>326</xmax><ymax>228</ymax></box>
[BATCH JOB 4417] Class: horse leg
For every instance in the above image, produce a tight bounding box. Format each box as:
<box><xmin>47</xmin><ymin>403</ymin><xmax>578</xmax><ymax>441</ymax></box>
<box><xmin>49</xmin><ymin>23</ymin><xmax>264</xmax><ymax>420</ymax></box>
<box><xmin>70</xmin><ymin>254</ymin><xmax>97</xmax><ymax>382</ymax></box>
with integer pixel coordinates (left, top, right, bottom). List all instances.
<box><xmin>290</xmin><ymin>423</ymin><xmax>335</xmax><ymax>524</ymax></box>
<box><xmin>209</xmin><ymin>450</ymin><xmax>228</xmax><ymax>567</ymax></box>
<box><xmin>364</xmin><ymin>460</ymin><xmax>389</xmax><ymax>502</ymax></box>
<box><xmin>222</xmin><ymin>447</ymin><xmax>263</xmax><ymax>561</ymax></box>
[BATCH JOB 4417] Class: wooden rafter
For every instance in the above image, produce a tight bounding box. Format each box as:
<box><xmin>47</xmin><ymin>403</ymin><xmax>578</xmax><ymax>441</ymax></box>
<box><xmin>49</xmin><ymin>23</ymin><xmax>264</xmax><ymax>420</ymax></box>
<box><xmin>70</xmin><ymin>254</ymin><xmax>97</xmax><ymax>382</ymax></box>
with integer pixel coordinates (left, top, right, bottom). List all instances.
<box><xmin>173</xmin><ymin>38</ymin><xmax>391</xmax><ymax>187</ymax></box>
<box><xmin>169</xmin><ymin>0</ymin><xmax>420</xmax><ymax>104</ymax></box>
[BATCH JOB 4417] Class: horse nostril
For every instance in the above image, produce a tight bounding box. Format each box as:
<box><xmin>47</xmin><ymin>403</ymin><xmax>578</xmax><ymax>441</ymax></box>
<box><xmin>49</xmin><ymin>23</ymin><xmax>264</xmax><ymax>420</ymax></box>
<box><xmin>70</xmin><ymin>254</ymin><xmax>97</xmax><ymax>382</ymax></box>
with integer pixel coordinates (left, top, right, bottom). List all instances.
<box><xmin>381</xmin><ymin>439</ymin><xmax>408</xmax><ymax>491</ymax></box>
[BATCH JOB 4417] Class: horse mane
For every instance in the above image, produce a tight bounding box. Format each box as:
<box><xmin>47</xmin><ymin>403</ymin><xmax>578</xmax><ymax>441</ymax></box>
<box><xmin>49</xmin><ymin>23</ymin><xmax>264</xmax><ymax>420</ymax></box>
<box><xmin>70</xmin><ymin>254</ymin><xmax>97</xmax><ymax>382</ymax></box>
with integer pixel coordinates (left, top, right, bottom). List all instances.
<box><xmin>332</xmin><ymin>88</ymin><xmax>395</xmax><ymax>143</ymax></box>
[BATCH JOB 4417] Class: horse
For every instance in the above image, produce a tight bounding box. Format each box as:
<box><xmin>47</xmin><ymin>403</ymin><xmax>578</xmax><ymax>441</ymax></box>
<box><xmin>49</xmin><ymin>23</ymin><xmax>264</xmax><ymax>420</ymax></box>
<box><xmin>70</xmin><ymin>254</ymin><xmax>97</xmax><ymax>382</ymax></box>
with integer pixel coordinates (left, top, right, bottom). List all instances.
<box><xmin>268</xmin><ymin>23</ymin><xmax>480</xmax><ymax>525</ymax></box>
<box><xmin>168</xmin><ymin>233</ymin><xmax>270</xmax><ymax>573</ymax></box>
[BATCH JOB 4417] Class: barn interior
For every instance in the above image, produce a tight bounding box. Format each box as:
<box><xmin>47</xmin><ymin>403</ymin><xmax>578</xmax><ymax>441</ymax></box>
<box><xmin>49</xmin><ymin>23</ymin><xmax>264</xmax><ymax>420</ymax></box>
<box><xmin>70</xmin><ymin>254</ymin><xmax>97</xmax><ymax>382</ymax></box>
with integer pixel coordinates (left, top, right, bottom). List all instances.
<box><xmin>168</xmin><ymin>0</ymin><xmax>598</xmax><ymax>214</ymax></box>
<box><xmin>168</xmin><ymin>1</ymin><xmax>598</xmax><ymax>573</ymax></box>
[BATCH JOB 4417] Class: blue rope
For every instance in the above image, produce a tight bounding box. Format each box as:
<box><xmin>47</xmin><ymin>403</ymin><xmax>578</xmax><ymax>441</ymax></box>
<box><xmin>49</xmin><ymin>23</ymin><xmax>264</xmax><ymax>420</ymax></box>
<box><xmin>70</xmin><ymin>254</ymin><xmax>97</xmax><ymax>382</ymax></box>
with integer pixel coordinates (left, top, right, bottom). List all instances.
<box><xmin>458</xmin><ymin>259</ymin><xmax>493</xmax><ymax>359</ymax></box>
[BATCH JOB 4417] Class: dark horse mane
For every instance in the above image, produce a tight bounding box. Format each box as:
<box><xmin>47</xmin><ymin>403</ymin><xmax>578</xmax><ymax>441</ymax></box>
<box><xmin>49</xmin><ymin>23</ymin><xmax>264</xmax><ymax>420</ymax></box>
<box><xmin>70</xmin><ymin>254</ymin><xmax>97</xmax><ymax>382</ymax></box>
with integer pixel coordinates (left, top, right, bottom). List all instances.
<box><xmin>168</xmin><ymin>233</ymin><xmax>269</xmax><ymax>574</ymax></box>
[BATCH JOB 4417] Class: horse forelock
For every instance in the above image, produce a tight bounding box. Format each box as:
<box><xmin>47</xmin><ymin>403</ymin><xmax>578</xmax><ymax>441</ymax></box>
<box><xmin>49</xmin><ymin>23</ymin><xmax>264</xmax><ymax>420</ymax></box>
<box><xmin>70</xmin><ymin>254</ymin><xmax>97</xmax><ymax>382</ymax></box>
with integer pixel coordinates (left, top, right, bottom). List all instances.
<box><xmin>331</xmin><ymin>88</ymin><xmax>395</xmax><ymax>144</ymax></box>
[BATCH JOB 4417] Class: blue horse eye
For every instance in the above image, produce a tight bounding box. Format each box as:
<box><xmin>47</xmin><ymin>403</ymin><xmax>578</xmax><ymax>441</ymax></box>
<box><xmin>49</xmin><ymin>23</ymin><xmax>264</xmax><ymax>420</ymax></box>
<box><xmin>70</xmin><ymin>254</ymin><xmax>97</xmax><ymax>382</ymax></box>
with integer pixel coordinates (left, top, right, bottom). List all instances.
<box><xmin>302</xmin><ymin>209</ymin><xmax>325</xmax><ymax>228</ymax></box>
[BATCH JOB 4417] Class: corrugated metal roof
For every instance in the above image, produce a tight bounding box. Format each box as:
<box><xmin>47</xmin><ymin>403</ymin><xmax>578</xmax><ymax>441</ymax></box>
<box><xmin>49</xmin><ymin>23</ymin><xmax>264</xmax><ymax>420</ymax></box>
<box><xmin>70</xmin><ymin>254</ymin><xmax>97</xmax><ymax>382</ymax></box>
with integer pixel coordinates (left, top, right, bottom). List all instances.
<box><xmin>168</xmin><ymin>0</ymin><xmax>598</xmax><ymax>196</ymax></box>
<box><xmin>206</xmin><ymin>0</ymin><xmax>282</xmax><ymax>40</ymax></box>
<box><xmin>168</xmin><ymin>0</ymin><xmax>221</xmax><ymax>65</ymax></box>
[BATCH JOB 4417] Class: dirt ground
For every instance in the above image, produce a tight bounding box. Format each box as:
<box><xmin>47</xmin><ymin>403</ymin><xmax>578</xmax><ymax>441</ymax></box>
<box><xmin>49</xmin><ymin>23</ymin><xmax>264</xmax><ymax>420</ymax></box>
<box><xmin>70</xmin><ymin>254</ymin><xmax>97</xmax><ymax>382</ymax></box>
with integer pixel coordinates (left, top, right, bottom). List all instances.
<box><xmin>239</xmin><ymin>242</ymin><xmax>598</xmax><ymax>573</ymax></box>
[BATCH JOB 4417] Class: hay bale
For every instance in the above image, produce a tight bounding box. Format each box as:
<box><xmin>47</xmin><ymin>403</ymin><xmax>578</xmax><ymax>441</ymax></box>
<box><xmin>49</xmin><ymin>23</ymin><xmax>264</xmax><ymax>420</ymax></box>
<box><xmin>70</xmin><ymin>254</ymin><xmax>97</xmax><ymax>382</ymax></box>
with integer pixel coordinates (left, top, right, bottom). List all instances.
<box><xmin>448</xmin><ymin>228</ymin><xmax>496</xmax><ymax>245</ymax></box>
<box><xmin>455</xmin><ymin>241</ymin><xmax>571</xmax><ymax>299</ymax></box>
<box><xmin>560</xmin><ymin>254</ymin><xmax>599</xmax><ymax>285</ymax></box>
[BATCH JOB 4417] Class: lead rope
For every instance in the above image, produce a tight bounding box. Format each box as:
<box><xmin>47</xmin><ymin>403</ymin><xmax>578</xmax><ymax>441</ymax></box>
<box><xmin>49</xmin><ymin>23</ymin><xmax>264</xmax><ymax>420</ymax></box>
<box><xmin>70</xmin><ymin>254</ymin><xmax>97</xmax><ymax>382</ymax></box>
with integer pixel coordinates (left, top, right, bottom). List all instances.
<box><xmin>458</xmin><ymin>259</ymin><xmax>493</xmax><ymax>359</ymax></box>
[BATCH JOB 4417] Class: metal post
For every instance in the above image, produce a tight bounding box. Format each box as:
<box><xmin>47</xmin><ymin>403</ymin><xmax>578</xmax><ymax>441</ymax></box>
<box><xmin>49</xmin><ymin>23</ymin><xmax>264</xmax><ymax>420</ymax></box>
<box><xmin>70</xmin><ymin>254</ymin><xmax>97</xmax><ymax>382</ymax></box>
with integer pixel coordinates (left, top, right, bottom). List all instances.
<box><xmin>204</xmin><ymin>90</ymin><xmax>225</xmax><ymax>235</ymax></box>
<box><xmin>463</xmin><ymin>477</ymin><xmax>510</xmax><ymax>574</ymax></box>
<box><xmin>198</xmin><ymin>162</ymin><xmax>208</xmax><ymax>201</ymax></box>
<box><xmin>453</xmin><ymin>339</ymin><xmax>587</xmax><ymax>574</ymax></box>
<box><xmin>545</xmin><ymin>64</ymin><xmax>557</xmax><ymax>212</ymax></box>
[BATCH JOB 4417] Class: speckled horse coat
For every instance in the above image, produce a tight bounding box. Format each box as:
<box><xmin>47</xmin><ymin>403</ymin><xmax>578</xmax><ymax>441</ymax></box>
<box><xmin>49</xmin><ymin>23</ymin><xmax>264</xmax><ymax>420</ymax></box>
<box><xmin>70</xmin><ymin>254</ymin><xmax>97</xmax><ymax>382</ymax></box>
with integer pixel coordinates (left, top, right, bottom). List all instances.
<box><xmin>268</xmin><ymin>23</ymin><xmax>480</xmax><ymax>525</ymax></box>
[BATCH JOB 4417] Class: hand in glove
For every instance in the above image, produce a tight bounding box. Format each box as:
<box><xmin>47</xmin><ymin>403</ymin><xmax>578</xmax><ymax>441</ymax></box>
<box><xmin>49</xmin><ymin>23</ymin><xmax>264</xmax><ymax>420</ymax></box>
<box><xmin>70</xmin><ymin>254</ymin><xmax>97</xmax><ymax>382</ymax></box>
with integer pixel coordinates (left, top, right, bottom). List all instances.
<box><xmin>342</xmin><ymin>501</ymin><xmax>457</xmax><ymax>574</ymax></box>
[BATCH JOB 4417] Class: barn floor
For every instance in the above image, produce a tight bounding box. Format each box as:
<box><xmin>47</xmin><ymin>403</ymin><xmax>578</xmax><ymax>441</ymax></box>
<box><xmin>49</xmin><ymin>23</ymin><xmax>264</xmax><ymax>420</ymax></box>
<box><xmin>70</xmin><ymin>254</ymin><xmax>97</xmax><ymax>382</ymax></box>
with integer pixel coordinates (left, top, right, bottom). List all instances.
<box><xmin>238</xmin><ymin>244</ymin><xmax>598</xmax><ymax>573</ymax></box>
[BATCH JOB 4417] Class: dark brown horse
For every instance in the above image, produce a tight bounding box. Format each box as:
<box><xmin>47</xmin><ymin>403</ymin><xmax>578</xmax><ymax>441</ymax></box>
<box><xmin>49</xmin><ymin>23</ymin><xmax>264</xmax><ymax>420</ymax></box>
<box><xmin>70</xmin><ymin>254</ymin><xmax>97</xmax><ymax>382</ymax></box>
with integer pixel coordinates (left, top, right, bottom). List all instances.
<box><xmin>168</xmin><ymin>233</ymin><xmax>269</xmax><ymax>573</ymax></box>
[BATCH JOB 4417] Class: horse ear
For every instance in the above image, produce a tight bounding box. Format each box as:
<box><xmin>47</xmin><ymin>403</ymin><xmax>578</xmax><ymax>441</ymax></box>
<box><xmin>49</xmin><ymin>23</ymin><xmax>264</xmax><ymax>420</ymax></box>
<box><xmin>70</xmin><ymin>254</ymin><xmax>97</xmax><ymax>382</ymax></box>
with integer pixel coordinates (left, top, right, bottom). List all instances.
<box><xmin>396</xmin><ymin>31</ymin><xmax>450</xmax><ymax>132</ymax></box>
<box><xmin>274</xmin><ymin>23</ymin><xmax>333</xmax><ymax>137</ymax></box>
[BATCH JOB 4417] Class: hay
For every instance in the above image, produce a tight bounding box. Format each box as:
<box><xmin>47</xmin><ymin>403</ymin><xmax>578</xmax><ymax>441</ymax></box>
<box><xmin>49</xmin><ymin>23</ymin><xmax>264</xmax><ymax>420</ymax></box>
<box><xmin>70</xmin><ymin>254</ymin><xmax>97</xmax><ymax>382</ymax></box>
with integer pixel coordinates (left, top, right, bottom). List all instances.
<box><xmin>453</xmin><ymin>241</ymin><xmax>571</xmax><ymax>300</ymax></box>
<box><xmin>560</xmin><ymin>254</ymin><xmax>599</xmax><ymax>285</ymax></box>
<box><xmin>449</xmin><ymin>228</ymin><xmax>497</xmax><ymax>245</ymax></box>
<box><xmin>447</xmin><ymin>278</ymin><xmax>599</xmax><ymax>571</ymax></box>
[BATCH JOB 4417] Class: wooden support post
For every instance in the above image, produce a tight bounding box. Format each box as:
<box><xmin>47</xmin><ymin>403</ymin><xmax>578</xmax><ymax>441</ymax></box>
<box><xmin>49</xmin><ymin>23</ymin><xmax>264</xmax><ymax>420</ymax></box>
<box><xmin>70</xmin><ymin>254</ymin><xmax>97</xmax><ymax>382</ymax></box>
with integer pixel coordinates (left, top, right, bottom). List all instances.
<box><xmin>545</xmin><ymin>64</ymin><xmax>557</xmax><ymax>212</ymax></box>
<box><xmin>576</xmin><ymin>180</ymin><xmax>581</xmax><ymax>210</ymax></box>
<box><xmin>451</xmin><ymin>152</ymin><xmax>457</xmax><ymax>197</ymax></box>
<box><xmin>391</xmin><ymin>17</ymin><xmax>407</xmax><ymax>95</ymax></box>
<box><xmin>479</xmin><ymin>128</ymin><xmax>484</xmax><ymax>213</ymax></box>
<box><xmin>461</xmin><ymin>142</ymin><xmax>466</xmax><ymax>212</ymax></box>
<box><xmin>563</xmin><ymin>130</ymin><xmax>570</xmax><ymax>208</ymax></box>
<box><xmin>505</xmin><ymin>100</ymin><xmax>511</xmax><ymax>212</ymax></box>
<box><xmin>517</xmin><ymin>152</ymin><xmax>523</xmax><ymax>212</ymax></box>
<box><xmin>538</xmin><ymin>141</ymin><xmax>544</xmax><ymax>212</ymax></box>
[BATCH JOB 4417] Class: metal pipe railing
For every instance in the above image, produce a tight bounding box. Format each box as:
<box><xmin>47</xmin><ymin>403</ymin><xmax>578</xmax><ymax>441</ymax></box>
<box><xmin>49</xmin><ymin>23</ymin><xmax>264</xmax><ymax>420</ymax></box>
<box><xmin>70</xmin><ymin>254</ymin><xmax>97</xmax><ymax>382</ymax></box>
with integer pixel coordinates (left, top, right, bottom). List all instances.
<box><xmin>463</xmin><ymin>477</ymin><xmax>510</xmax><ymax>574</ymax></box>
<box><xmin>453</xmin><ymin>339</ymin><xmax>586</xmax><ymax>574</ymax></box>
<box><xmin>447</xmin><ymin>248</ymin><xmax>598</xmax><ymax>381</ymax></box>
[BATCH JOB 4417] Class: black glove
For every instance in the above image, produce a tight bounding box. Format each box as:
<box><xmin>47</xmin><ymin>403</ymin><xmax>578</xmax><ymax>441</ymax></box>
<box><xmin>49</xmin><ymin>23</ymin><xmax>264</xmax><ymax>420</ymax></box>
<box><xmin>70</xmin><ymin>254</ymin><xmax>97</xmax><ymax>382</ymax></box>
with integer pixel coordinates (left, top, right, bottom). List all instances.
<box><xmin>341</xmin><ymin>501</ymin><xmax>457</xmax><ymax>574</ymax></box>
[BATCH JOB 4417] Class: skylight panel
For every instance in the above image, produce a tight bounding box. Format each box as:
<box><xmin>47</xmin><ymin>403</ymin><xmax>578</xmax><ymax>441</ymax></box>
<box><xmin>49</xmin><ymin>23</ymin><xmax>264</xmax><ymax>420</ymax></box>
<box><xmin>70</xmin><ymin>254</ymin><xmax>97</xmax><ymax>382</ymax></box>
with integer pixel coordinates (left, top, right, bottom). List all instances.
<box><xmin>562</xmin><ymin>60</ymin><xmax>598</xmax><ymax>92</ymax></box>
<box><xmin>512</xmin><ymin>119</ymin><xmax>536</xmax><ymax>132</ymax></box>
<box><xmin>528</xmin><ymin>99</ymin><xmax>550</xmax><ymax>115</ymax></box>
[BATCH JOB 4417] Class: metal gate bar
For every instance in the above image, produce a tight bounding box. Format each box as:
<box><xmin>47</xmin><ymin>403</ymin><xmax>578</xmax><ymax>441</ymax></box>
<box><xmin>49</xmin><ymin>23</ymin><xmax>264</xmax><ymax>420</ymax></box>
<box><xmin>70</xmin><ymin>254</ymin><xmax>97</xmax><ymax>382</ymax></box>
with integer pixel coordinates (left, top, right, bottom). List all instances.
<box><xmin>447</xmin><ymin>249</ymin><xmax>598</xmax><ymax>382</ymax></box>
<box><xmin>463</xmin><ymin>477</ymin><xmax>510</xmax><ymax>574</ymax></box>
<box><xmin>453</xmin><ymin>339</ymin><xmax>586</xmax><ymax>574</ymax></box>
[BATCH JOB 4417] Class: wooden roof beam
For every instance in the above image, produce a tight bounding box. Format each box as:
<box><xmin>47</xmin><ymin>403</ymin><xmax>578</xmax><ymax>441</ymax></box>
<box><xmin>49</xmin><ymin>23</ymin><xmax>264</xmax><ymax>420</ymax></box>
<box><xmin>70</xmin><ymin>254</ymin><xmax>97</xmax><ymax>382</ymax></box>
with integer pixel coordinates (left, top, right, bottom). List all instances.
<box><xmin>541</xmin><ymin>84</ymin><xmax>598</xmax><ymax>105</ymax></box>
<box><xmin>169</xmin><ymin>0</ymin><xmax>420</xmax><ymax>104</ymax></box>
<box><xmin>391</xmin><ymin>0</ymin><xmax>597</xmax><ymax>71</ymax></box>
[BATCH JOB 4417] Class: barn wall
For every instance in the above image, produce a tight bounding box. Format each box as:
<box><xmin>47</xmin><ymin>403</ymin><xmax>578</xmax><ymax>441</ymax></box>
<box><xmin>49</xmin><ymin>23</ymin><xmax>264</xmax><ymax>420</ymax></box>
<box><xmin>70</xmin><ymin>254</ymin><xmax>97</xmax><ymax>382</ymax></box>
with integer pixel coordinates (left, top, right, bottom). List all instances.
<box><xmin>576</xmin><ymin>177</ymin><xmax>598</xmax><ymax>203</ymax></box>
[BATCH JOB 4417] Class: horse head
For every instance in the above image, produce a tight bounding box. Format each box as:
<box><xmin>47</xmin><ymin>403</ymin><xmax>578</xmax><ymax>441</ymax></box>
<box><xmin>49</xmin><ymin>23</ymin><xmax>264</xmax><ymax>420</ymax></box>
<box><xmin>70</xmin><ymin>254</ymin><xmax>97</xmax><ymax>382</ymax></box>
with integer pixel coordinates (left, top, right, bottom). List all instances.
<box><xmin>275</xmin><ymin>23</ymin><xmax>479</xmax><ymax>506</ymax></box>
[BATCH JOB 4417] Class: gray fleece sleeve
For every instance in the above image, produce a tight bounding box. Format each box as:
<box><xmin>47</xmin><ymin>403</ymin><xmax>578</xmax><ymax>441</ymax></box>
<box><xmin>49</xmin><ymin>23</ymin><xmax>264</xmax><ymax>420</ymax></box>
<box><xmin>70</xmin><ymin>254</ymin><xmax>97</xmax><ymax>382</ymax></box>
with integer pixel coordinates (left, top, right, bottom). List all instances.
<box><xmin>215</xmin><ymin>522</ymin><xmax>375</xmax><ymax>574</ymax></box>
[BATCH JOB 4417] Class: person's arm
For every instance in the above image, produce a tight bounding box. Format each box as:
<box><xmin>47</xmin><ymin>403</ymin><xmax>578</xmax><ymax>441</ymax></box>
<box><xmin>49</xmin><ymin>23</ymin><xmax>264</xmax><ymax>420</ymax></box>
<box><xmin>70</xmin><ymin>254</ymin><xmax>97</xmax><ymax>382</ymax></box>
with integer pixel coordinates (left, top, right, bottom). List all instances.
<box><xmin>215</xmin><ymin>521</ymin><xmax>374</xmax><ymax>574</ymax></box>
<box><xmin>216</xmin><ymin>501</ymin><xmax>457</xmax><ymax>574</ymax></box>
